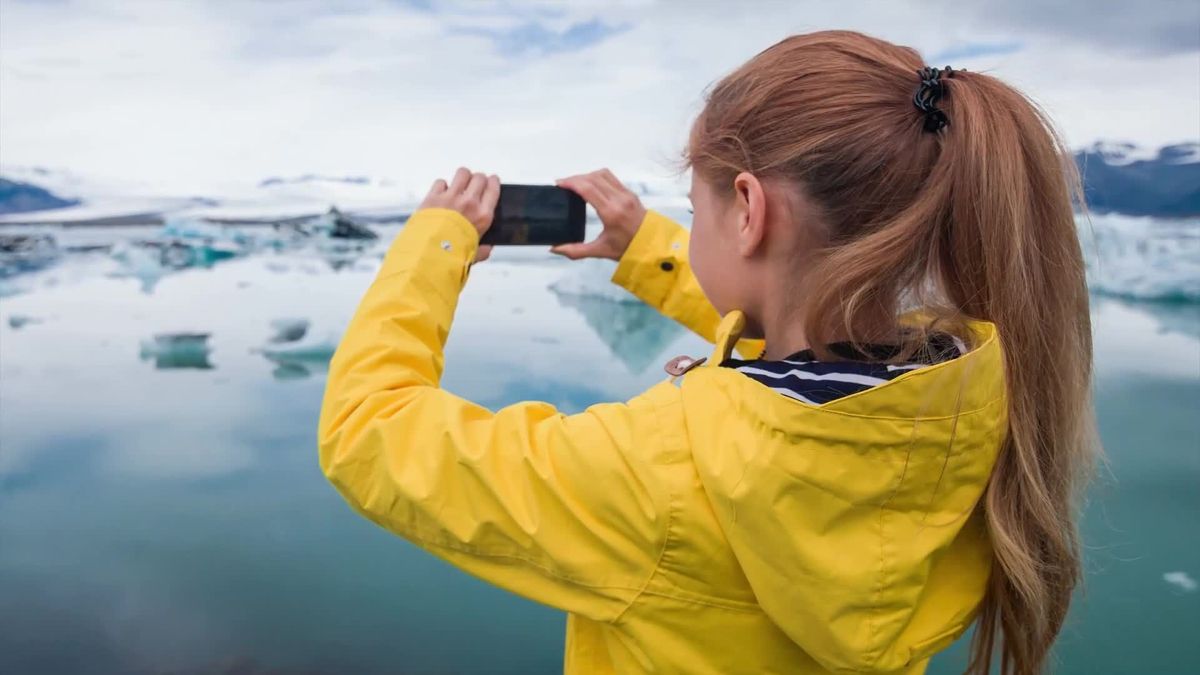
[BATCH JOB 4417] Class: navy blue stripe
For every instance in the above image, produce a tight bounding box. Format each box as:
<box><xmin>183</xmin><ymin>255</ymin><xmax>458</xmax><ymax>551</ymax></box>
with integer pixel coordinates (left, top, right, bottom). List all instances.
<box><xmin>723</xmin><ymin>334</ymin><xmax>964</xmax><ymax>405</ymax></box>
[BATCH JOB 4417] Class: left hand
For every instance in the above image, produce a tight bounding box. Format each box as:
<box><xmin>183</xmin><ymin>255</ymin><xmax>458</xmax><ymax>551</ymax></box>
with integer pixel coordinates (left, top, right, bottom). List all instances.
<box><xmin>420</xmin><ymin>167</ymin><xmax>500</xmax><ymax>263</ymax></box>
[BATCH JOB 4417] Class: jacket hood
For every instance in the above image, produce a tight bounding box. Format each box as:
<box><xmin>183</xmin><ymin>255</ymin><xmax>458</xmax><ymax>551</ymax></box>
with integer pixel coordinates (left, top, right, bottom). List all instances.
<box><xmin>679</xmin><ymin>311</ymin><xmax>1007</xmax><ymax>673</ymax></box>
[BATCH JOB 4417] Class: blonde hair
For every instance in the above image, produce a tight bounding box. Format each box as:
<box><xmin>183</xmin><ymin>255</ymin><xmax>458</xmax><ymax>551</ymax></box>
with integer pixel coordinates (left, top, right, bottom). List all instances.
<box><xmin>687</xmin><ymin>30</ymin><xmax>1099</xmax><ymax>674</ymax></box>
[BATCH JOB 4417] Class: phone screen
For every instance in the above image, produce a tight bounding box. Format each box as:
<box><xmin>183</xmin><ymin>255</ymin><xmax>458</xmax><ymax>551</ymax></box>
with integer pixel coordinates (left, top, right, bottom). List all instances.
<box><xmin>481</xmin><ymin>184</ymin><xmax>586</xmax><ymax>246</ymax></box>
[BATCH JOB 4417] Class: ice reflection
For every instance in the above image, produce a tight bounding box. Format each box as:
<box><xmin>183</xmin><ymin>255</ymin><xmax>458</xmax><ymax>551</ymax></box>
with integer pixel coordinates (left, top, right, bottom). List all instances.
<box><xmin>1091</xmin><ymin>295</ymin><xmax>1200</xmax><ymax>379</ymax></box>
<box><xmin>1125</xmin><ymin>298</ymin><xmax>1200</xmax><ymax>340</ymax></box>
<box><xmin>550</xmin><ymin>287</ymin><xmax>683</xmax><ymax>373</ymax></box>
<box><xmin>270</xmin><ymin>360</ymin><xmax>317</xmax><ymax>380</ymax></box>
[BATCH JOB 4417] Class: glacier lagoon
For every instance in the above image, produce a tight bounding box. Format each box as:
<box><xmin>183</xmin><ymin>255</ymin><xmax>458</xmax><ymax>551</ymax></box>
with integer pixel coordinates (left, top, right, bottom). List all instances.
<box><xmin>0</xmin><ymin>213</ymin><xmax>1196</xmax><ymax>674</ymax></box>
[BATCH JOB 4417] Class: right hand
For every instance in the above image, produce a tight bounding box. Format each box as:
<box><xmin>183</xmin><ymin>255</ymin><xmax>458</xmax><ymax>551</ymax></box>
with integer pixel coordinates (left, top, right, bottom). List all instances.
<box><xmin>552</xmin><ymin>169</ymin><xmax>646</xmax><ymax>261</ymax></box>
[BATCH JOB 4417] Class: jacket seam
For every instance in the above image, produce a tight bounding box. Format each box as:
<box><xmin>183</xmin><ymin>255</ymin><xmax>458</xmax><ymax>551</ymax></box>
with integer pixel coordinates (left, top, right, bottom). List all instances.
<box><xmin>390</xmin><ymin>521</ymin><xmax>648</xmax><ymax>594</ymax></box>
<box><xmin>633</xmin><ymin>588</ymin><xmax>762</xmax><ymax>613</ymax></box>
<box><xmin>610</xmin><ymin>393</ymin><xmax>681</xmax><ymax>625</ymax></box>
<box><xmin>864</xmin><ymin>408</ymin><xmax>926</xmax><ymax>669</ymax></box>
<box><xmin>645</xmin><ymin>386</ymin><xmax>768</xmax><ymax>613</ymax></box>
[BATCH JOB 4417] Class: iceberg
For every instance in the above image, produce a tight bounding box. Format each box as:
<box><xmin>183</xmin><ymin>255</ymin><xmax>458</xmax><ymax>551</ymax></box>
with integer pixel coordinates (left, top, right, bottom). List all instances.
<box><xmin>259</xmin><ymin>332</ymin><xmax>339</xmax><ymax>362</ymax></box>
<box><xmin>109</xmin><ymin>242</ymin><xmax>169</xmax><ymax>293</ymax></box>
<box><xmin>1163</xmin><ymin>571</ymin><xmax>1197</xmax><ymax>592</ymax></box>
<box><xmin>139</xmin><ymin>333</ymin><xmax>214</xmax><ymax>370</ymax></box>
<box><xmin>109</xmin><ymin>234</ymin><xmax>241</xmax><ymax>293</ymax></box>
<box><xmin>161</xmin><ymin>218</ymin><xmax>254</xmax><ymax>249</ymax></box>
<box><xmin>1080</xmin><ymin>214</ymin><xmax>1199</xmax><ymax>302</ymax></box>
<box><xmin>268</xmin><ymin>317</ymin><xmax>310</xmax><ymax>343</ymax></box>
<box><xmin>257</xmin><ymin>331</ymin><xmax>339</xmax><ymax>380</ymax></box>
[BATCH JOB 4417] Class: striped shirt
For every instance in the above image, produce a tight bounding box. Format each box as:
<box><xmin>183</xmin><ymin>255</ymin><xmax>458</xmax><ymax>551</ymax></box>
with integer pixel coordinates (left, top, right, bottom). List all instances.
<box><xmin>722</xmin><ymin>333</ymin><xmax>967</xmax><ymax>406</ymax></box>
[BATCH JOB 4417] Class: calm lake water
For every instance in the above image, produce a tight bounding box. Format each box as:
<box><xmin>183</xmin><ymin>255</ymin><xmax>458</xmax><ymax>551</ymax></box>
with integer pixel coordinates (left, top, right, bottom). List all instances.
<box><xmin>0</xmin><ymin>217</ymin><xmax>1197</xmax><ymax>674</ymax></box>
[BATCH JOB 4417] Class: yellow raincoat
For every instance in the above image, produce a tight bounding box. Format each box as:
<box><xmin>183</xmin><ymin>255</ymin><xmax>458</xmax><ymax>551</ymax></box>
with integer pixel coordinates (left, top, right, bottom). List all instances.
<box><xmin>318</xmin><ymin>208</ymin><xmax>1007</xmax><ymax>674</ymax></box>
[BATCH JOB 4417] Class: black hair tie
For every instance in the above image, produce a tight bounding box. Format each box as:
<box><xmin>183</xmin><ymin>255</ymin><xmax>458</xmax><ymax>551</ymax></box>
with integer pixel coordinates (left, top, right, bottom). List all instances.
<box><xmin>913</xmin><ymin>66</ymin><xmax>957</xmax><ymax>133</ymax></box>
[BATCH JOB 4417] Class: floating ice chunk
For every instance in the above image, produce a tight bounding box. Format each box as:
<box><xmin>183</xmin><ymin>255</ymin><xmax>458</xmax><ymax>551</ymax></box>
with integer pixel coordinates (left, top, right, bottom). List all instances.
<box><xmin>260</xmin><ymin>331</ymin><xmax>339</xmax><ymax>362</ymax></box>
<box><xmin>109</xmin><ymin>242</ymin><xmax>172</xmax><ymax>293</ymax></box>
<box><xmin>139</xmin><ymin>332</ymin><xmax>213</xmax><ymax>370</ymax></box>
<box><xmin>161</xmin><ymin>218</ymin><xmax>253</xmax><ymax>248</ymax></box>
<box><xmin>310</xmin><ymin>207</ymin><xmax>379</xmax><ymax>240</ymax></box>
<box><xmin>268</xmin><ymin>317</ymin><xmax>310</xmax><ymax>343</ymax></box>
<box><xmin>0</xmin><ymin>233</ymin><xmax>60</xmax><ymax>277</ymax></box>
<box><xmin>258</xmin><ymin>331</ymin><xmax>339</xmax><ymax>380</ymax></box>
<box><xmin>7</xmin><ymin>315</ymin><xmax>42</xmax><ymax>329</ymax></box>
<box><xmin>1164</xmin><ymin>571</ymin><xmax>1197</xmax><ymax>592</ymax></box>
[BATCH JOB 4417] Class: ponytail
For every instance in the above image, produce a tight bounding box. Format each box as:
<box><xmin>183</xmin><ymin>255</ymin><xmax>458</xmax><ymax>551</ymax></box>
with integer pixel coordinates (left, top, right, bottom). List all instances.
<box><xmin>941</xmin><ymin>67</ymin><xmax>1098</xmax><ymax>675</ymax></box>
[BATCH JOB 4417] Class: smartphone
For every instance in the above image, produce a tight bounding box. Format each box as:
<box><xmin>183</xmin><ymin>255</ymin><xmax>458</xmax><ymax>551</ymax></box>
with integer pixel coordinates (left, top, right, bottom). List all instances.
<box><xmin>481</xmin><ymin>184</ymin><xmax>586</xmax><ymax>246</ymax></box>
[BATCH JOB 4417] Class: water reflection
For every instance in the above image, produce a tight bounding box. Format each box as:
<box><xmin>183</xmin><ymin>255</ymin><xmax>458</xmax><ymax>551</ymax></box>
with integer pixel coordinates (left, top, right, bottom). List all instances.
<box><xmin>257</xmin><ymin>329</ymin><xmax>339</xmax><ymax>382</ymax></box>
<box><xmin>1124</xmin><ymin>298</ymin><xmax>1200</xmax><ymax>339</ymax></box>
<box><xmin>549</xmin><ymin>287</ymin><xmax>683</xmax><ymax>374</ymax></box>
<box><xmin>7</xmin><ymin>314</ymin><xmax>43</xmax><ymax>329</ymax></box>
<box><xmin>270</xmin><ymin>360</ymin><xmax>317</xmax><ymax>381</ymax></box>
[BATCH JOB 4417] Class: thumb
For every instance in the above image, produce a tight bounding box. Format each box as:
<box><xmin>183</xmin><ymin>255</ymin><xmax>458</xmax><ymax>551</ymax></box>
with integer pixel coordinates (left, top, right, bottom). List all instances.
<box><xmin>549</xmin><ymin>242</ymin><xmax>596</xmax><ymax>260</ymax></box>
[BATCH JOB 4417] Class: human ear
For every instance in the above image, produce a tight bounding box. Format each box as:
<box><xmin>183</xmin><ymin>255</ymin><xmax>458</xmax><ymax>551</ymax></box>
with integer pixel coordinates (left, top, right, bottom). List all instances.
<box><xmin>732</xmin><ymin>172</ymin><xmax>766</xmax><ymax>257</ymax></box>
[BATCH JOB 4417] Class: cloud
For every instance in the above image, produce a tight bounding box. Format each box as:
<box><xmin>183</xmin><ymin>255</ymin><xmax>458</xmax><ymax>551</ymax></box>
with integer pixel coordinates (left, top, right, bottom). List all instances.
<box><xmin>450</xmin><ymin>17</ymin><xmax>632</xmax><ymax>57</ymax></box>
<box><xmin>941</xmin><ymin>0</ymin><xmax>1200</xmax><ymax>56</ymax></box>
<box><xmin>0</xmin><ymin>0</ymin><xmax>1195</xmax><ymax>195</ymax></box>
<box><xmin>930</xmin><ymin>41</ymin><xmax>1023</xmax><ymax>63</ymax></box>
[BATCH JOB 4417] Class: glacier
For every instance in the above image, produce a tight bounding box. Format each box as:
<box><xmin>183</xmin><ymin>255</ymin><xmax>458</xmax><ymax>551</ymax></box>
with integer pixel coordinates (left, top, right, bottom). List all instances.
<box><xmin>1080</xmin><ymin>213</ymin><xmax>1199</xmax><ymax>302</ymax></box>
<box><xmin>0</xmin><ymin>161</ymin><xmax>1196</xmax><ymax>304</ymax></box>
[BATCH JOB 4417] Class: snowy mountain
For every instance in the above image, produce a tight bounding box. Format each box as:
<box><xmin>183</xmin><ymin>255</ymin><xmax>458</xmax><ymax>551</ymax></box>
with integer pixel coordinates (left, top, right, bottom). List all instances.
<box><xmin>258</xmin><ymin>175</ymin><xmax>376</xmax><ymax>188</ymax></box>
<box><xmin>2</xmin><ymin>141</ymin><xmax>1197</xmax><ymax>222</ymax></box>
<box><xmin>1075</xmin><ymin>141</ymin><xmax>1200</xmax><ymax>217</ymax></box>
<box><xmin>0</xmin><ymin>168</ymin><xmax>417</xmax><ymax>224</ymax></box>
<box><xmin>0</xmin><ymin>166</ymin><xmax>218</xmax><ymax>224</ymax></box>
<box><xmin>0</xmin><ymin>178</ymin><xmax>79</xmax><ymax>215</ymax></box>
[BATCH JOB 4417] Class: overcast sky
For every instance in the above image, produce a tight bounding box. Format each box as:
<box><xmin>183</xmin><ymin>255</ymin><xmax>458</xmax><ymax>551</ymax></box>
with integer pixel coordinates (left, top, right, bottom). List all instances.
<box><xmin>1</xmin><ymin>0</ymin><xmax>1198</xmax><ymax>195</ymax></box>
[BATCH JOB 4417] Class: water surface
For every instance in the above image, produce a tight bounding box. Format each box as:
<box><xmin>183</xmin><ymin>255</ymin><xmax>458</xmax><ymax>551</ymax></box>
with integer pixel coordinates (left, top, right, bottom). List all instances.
<box><xmin>1</xmin><ymin>222</ymin><xmax>1196</xmax><ymax>674</ymax></box>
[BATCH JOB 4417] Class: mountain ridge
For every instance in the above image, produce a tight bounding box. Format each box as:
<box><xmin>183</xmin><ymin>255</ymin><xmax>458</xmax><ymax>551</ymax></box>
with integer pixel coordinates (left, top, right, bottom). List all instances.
<box><xmin>3</xmin><ymin>141</ymin><xmax>1198</xmax><ymax>221</ymax></box>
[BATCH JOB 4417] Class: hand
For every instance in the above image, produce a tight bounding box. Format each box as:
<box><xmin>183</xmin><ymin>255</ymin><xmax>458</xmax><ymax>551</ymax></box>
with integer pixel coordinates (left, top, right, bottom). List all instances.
<box><xmin>552</xmin><ymin>169</ymin><xmax>646</xmax><ymax>261</ymax></box>
<box><xmin>420</xmin><ymin>167</ymin><xmax>499</xmax><ymax>263</ymax></box>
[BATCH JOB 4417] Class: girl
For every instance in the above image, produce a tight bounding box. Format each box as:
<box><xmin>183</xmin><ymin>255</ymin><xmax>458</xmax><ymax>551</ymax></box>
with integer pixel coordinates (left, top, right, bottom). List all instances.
<box><xmin>319</xmin><ymin>30</ymin><xmax>1096</xmax><ymax>675</ymax></box>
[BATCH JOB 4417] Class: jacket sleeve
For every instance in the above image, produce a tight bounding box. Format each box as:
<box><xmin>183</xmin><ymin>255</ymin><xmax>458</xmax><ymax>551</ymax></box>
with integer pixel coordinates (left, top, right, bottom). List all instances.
<box><xmin>317</xmin><ymin>208</ymin><xmax>670</xmax><ymax>622</ymax></box>
<box><xmin>611</xmin><ymin>210</ymin><xmax>764</xmax><ymax>359</ymax></box>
